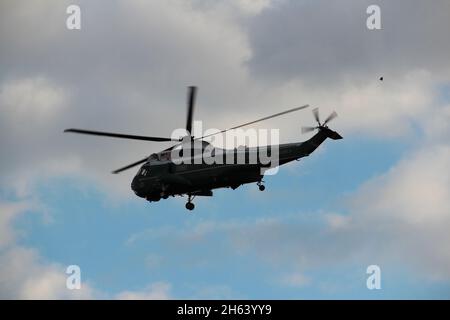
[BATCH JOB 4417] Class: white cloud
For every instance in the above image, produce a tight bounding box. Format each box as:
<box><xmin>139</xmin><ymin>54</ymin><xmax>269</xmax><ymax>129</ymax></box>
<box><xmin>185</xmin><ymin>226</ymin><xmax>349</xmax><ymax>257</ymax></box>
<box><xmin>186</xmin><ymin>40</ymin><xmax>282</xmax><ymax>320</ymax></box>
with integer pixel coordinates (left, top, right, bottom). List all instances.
<box><xmin>346</xmin><ymin>144</ymin><xmax>450</xmax><ymax>279</ymax></box>
<box><xmin>351</xmin><ymin>144</ymin><xmax>450</xmax><ymax>224</ymax></box>
<box><xmin>0</xmin><ymin>77</ymin><xmax>67</xmax><ymax>123</ymax></box>
<box><xmin>246</xmin><ymin>0</ymin><xmax>450</xmax><ymax>82</ymax></box>
<box><xmin>335</xmin><ymin>70</ymin><xmax>434</xmax><ymax>137</ymax></box>
<box><xmin>325</xmin><ymin>213</ymin><xmax>351</xmax><ymax>230</ymax></box>
<box><xmin>1</xmin><ymin>0</ymin><xmax>450</xmax><ymax>298</ymax></box>
<box><xmin>231</xmin><ymin>143</ymin><xmax>450</xmax><ymax>281</ymax></box>
<box><xmin>423</xmin><ymin>104</ymin><xmax>450</xmax><ymax>141</ymax></box>
<box><xmin>0</xmin><ymin>201</ymin><xmax>31</xmax><ymax>248</ymax></box>
<box><xmin>128</xmin><ymin>139</ymin><xmax>450</xmax><ymax>283</ymax></box>
<box><xmin>244</xmin><ymin>143</ymin><xmax>450</xmax><ymax>281</ymax></box>
<box><xmin>230</xmin><ymin>0</ymin><xmax>272</xmax><ymax>15</ymax></box>
<box><xmin>279</xmin><ymin>272</ymin><xmax>310</xmax><ymax>288</ymax></box>
<box><xmin>257</xmin><ymin>70</ymin><xmax>436</xmax><ymax>139</ymax></box>
<box><xmin>0</xmin><ymin>201</ymin><xmax>96</xmax><ymax>299</ymax></box>
<box><xmin>0</xmin><ymin>0</ymin><xmax>447</xmax><ymax>201</ymax></box>
<box><xmin>116</xmin><ymin>282</ymin><xmax>171</xmax><ymax>300</ymax></box>
<box><xmin>190</xmin><ymin>284</ymin><xmax>236</xmax><ymax>299</ymax></box>
<box><xmin>0</xmin><ymin>246</ymin><xmax>97</xmax><ymax>299</ymax></box>
<box><xmin>0</xmin><ymin>200</ymin><xmax>172</xmax><ymax>299</ymax></box>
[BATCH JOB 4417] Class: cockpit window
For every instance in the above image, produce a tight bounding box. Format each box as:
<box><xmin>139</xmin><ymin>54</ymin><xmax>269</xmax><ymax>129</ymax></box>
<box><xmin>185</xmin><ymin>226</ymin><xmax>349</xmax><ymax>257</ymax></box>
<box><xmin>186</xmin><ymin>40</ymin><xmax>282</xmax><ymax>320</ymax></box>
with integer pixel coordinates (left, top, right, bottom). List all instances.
<box><xmin>161</xmin><ymin>151</ymin><xmax>171</xmax><ymax>161</ymax></box>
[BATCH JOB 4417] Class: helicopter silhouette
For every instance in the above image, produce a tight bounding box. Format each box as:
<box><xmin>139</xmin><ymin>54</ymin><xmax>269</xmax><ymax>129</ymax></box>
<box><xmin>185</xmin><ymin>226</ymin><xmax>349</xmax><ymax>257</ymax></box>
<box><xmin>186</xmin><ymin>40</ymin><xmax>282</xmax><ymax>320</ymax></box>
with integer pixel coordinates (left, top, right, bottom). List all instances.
<box><xmin>65</xmin><ymin>86</ymin><xmax>342</xmax><ymax>210</ymax></box>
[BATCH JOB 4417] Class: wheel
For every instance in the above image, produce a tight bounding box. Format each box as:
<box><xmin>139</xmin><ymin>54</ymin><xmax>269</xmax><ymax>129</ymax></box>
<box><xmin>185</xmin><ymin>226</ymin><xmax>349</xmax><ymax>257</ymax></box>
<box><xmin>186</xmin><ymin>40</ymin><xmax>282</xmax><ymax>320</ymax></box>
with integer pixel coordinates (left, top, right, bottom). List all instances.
<box><xmin>185</xmin><ymin>202</ymin><xmax>195</xmax><ymax>210</ymax></box>
<box><xmin>258</xmin><ymin>184</ymin><xmax>265</xmax><ymax>191</ymax></box>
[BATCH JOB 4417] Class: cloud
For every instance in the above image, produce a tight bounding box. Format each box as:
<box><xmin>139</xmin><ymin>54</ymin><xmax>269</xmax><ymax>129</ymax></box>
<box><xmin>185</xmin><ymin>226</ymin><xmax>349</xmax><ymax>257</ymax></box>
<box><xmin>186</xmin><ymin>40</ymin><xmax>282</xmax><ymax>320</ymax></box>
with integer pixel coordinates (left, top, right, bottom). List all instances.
<box><xmin>0</xmin><ymin>246</ymin><xmax>97</xmax><ymax>299</ymax></box>
<box><xmin>279</xmin><ymin>272</ymin><xmax>311</xmax><ymax>288</ymax></box>
<box><xmin>0</xmin><ymin>0</ymin><xmax>255</xmax><ymax>198</ymax></box>
<box><xmin>266</xmin><ymin>69</ymin><xmax>436</xmax><ymax>138</ymax></box>
<box><xmin>230</xmin><ymin>0</ymin><xmax>272</xmax><ymax>15</ymax></box>
<box><xmin>0</xmin><ymin>0</ymin><xmax>448</xmax><ymax>200</ymax></box>
<box><xmin>115</xmin><ymin>282</ymin><xmax>171</xmax><ymax>300</ymax></box>
<box><xmin>127</xmin><ymin>142</ymin><xmax>450</xmax><ymax>285</ymax></box>
<box><xmin>0</xmin><ymin>201</ymin><xmax>31</xmax><ymax>248</ymax></box>
<box><xmin>0</xmin><ymin>77</ymin><xmax>67</xmax><ymax>123</ymax></box>
<box><xmin>0</xmin><ymin>77</ymin><xmax>82</xmax><ymax>196</ymax></box>
<box><xmin>423</xmin><ymin>104</ymin><xmax>450</xmax><ymax>141</ymax></box>
<box><xmin>0</xmin><ymin>199</ymin><xmax>173</xmax><ymax>299</ymax></box>
<box><xmin>0</xmin><ymin>243</ymin><xmax>172</xmax><ymax>299</ymax></box>
<box><xmin>1</xmin><ymin>0</ymin><xmax>450</xmax><ymax>298</ymax></box>
<box><xmin>0</xmin><ymin>201</ymin><xmax>96</xmax><ymax>299</ymax></box>
<box><xmin>247</xmin><ymin>0</ymin><xmax>450</xmax><ymax>83</ymax></box>
<box><xmin>190</xmin><ymin>284</ymin><xmax>236</xmax><ymax>299</ymax></box>
<box><xmin>239</xmin><ymin>143</ymin><xmax>450</xmax><ymax>280</ymax></box>
<box><xmin>347</xmin><ymin>144</ymin><xmax>450</xmax><ymax>279</ymax></box>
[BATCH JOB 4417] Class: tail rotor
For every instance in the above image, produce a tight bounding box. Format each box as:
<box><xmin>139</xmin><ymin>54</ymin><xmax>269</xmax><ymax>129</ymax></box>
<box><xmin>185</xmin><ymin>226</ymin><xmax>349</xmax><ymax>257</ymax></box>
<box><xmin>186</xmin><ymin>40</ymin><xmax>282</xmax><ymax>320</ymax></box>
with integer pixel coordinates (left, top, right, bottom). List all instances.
<box><xmin>302</xmin><ymin>108</ymin><xmax>338</xmax><ymax>133</ymax></box>
<box><xmin>301</xmin><ymin>108</ymin><xmax>342</xmax><ymax>140</ymax></box>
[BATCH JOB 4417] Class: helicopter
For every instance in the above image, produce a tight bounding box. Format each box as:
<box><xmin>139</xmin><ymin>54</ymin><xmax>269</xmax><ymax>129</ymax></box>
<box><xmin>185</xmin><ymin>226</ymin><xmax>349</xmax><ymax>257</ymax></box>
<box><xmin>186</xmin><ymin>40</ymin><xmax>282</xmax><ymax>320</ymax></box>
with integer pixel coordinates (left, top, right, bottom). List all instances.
<box><xmin>64</xmin><ymin>86</ymin><xmax>342</xmax><ymax>210</ymax></box>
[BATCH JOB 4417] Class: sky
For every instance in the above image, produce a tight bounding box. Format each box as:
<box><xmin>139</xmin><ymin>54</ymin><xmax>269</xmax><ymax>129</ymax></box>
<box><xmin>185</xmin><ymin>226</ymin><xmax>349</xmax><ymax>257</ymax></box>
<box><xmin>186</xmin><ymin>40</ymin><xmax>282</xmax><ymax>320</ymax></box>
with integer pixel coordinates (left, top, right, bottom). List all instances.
<box><xmin>1</xmin><ymin>0</ymin><xmax>450</xmax><ymax>299</ymax></box>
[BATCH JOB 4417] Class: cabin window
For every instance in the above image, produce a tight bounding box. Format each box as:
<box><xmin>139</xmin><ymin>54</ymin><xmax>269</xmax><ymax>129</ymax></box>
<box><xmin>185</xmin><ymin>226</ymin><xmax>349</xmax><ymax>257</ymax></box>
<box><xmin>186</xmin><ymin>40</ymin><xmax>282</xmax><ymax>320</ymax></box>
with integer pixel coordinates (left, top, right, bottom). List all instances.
<box><xmin>161</xmin><ymin>152</ymin><xmax>171</xmax><ymax>161</ymax></box>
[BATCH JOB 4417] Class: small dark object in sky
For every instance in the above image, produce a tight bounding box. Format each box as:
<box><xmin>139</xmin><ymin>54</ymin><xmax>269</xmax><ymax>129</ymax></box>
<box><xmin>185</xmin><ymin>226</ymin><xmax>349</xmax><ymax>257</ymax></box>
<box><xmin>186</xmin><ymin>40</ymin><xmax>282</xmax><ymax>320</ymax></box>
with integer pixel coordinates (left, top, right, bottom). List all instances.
<box><xmin>379</xmin><ymin>76</ymin><xmax>383</xmax><ymax>81</ymax></box>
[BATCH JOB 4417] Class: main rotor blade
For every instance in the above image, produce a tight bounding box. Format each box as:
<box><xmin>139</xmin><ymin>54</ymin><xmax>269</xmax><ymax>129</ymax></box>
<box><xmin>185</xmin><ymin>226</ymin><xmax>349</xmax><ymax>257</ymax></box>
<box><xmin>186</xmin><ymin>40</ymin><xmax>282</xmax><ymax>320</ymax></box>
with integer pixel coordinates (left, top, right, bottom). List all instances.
<box><xmin>301</xmin><ymin>126</ymin><xmax>316</xmax><ymax>134</ymax></box>
<box><xmin>323</xmin><ymin>111</ymin><xmax>338</xmax><ymax>126</ymax></box>
<box><xmin>111</xmin><ymin>157</ymin><xmax>149</xmax><ymax>174</ymax></box>
<box><xmin>312</xmin><ymin>108</ymin><xmax>320</xmax><ymax>125</ymax></box>
<box><xmin>186</xmin><ymin>86</ymin><xmax>197</xmax><ymax>135</ymax></box>
<box><xmin>197</xmin><ymin>104</ymin><xmax>309</xmax><ymax>140</ymax></box>
<box><xmin>64</xmin><ymin>129</ymin><xmax>178</xmax><ymax>142</ymax></box>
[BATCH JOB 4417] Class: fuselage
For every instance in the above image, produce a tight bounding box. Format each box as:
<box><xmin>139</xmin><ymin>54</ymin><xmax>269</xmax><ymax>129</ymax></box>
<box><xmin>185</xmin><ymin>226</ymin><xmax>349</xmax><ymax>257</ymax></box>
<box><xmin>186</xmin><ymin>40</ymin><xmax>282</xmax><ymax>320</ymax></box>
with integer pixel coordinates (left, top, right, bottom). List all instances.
<box><xmin>131</xmin><ymin>128</ymin><xmax>340</xmax><ymax>201</ymax></box>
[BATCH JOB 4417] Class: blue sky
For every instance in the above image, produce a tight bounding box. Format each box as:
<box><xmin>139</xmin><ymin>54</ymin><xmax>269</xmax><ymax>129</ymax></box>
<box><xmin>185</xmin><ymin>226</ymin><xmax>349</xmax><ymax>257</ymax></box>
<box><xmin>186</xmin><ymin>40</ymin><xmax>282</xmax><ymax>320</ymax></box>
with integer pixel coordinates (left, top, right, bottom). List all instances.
<box><xmin>9</xmin><ymin>136</ymin><xmax>449</xmax><ymax>299</ymax></box>
<box><xmin>1</xmin><ymin>0</ymin><xmax>450</xmax><ymax>299</ymax></box>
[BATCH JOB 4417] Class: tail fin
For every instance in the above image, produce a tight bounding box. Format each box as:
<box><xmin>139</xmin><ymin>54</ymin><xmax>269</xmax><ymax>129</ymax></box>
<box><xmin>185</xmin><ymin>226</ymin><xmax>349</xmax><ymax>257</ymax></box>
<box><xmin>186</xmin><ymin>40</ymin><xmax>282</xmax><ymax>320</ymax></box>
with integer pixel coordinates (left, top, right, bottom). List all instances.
<box><xmin>322</xmin><ymin>127</ymin><xmax>343</xmax><ymax>140</ymax></box>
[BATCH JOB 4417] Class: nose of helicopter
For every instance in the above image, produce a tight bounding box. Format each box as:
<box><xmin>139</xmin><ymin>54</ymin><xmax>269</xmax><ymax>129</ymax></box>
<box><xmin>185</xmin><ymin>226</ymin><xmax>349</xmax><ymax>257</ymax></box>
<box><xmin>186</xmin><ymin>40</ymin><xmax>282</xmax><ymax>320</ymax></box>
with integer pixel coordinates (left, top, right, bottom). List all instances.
<box><xmin>131</xmin><ymin>176</ymin><xmax>145</xmax><ymax>197</ymax></box>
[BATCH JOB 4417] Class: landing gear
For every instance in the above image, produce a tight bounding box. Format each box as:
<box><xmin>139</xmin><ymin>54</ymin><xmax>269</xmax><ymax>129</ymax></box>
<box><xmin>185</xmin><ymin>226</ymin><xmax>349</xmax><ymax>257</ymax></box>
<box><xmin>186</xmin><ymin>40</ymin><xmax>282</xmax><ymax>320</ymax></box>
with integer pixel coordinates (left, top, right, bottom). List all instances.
<box><xmin>161</xmin><ymin>185</ymin><xmax>169</xmax><ymax>199</ymax></box>
<box><xmin>185</xmin><ymin>202</ymin><xmax>195</xmax><ymax>211</ymax></box>
<box><xmin>257</xmin><ymin>181</ymin><xmax>265</xmax><ymax>191</ymax></box>
<box><xmin>185</xmin><ymin>195</ymin><xmax>195</xmax><ymax>211</ymax></box>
